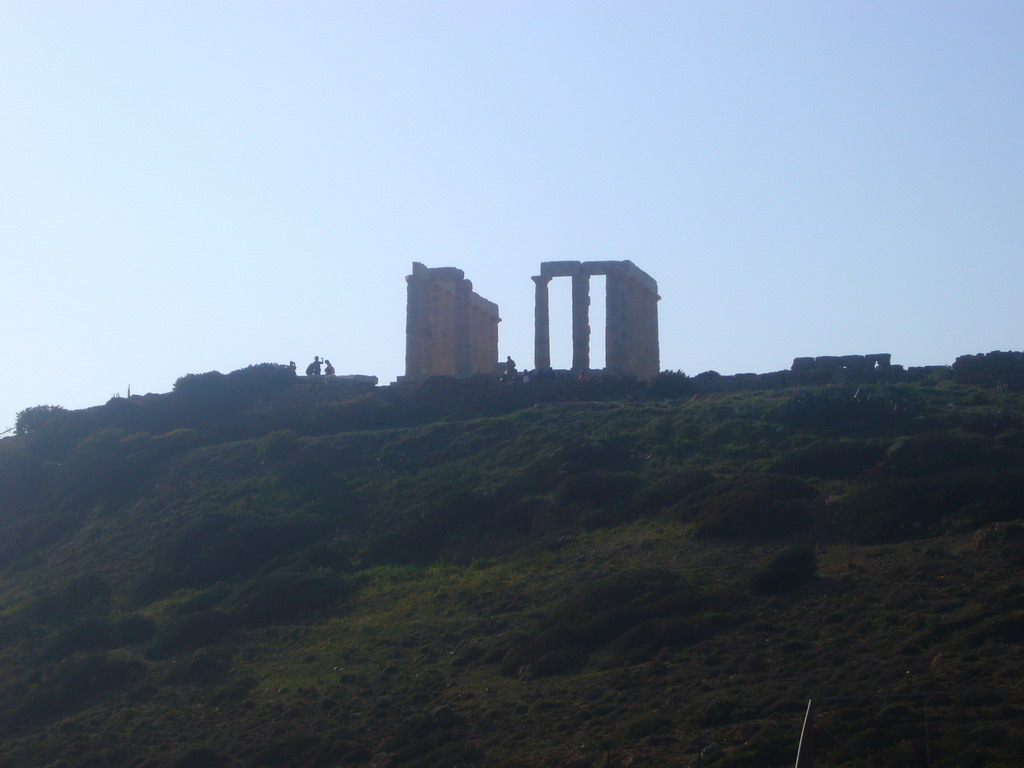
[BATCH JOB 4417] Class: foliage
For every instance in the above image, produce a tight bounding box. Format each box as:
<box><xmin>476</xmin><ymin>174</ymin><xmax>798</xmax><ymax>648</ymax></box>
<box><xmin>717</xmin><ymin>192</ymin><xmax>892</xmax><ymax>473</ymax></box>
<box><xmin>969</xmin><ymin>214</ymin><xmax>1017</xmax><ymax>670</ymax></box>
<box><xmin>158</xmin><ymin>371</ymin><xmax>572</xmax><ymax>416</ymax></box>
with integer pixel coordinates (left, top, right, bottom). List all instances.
<box><xmin>749</xmin><ymin>545</ymin><xmax>818</xmax><ymax>595</ymax></box>
<box><xmin>649</xmin><ymin>369</ymin><xmax>692</xmax><ymax>398</ymax></box>
<box><xmin>3</xmin><ymin>370</ymin><xmax>1024</xmax><ymax>765</ymax></box>
<box><xmin>776</xmin><ymin>384</ymin><xmax>919</xmax><ymax>434</ymax></box>
<box><xmin>771</xmin><ymin>439</ymin><xmax>887</xmax><ymax>479</ymax></box>
<box><xmin>14</xmin><ymin>404</ymin><xmax>68</xmax><ymax>436</ymax></box>
<box><xmin>686</xmin><ymin>474</ymin><xmax>818</xmax><ymax>539</ymax></box>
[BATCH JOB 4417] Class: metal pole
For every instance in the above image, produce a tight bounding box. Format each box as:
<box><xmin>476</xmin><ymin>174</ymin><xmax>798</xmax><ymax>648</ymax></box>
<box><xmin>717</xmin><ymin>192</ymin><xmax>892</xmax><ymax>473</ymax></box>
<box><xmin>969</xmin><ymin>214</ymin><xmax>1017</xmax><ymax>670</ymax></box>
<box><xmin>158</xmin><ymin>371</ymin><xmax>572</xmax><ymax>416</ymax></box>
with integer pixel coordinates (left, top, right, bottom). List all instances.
<box><xmin>794</xmin><ymin>699</ymin><xmax>814</xmax><ymax>768</ymax></box>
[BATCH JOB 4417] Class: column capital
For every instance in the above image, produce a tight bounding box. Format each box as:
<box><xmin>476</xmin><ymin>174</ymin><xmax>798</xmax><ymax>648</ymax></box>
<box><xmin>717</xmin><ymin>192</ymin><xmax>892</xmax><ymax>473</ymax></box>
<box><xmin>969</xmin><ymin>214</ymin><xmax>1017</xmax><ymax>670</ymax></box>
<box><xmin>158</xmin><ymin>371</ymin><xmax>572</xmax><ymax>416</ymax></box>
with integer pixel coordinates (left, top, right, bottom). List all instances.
<box><xmin>531</xmin><ymin>275</ymin><xmax>552</xmax><ymax>285</ymax></box>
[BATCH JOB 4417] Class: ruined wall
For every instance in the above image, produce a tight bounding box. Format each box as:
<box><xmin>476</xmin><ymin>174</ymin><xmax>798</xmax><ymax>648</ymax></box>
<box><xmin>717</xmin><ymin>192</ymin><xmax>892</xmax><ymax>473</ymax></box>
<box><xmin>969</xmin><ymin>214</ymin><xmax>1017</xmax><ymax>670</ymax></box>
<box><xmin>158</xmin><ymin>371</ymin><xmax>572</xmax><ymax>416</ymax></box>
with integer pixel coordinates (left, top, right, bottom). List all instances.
<box><xmin>402</xmin><ymin>263</ymin><xmax>500</xmax><ymax>381</ymax></box>
<box><xmin>533</xmin><ymin>260</ymin><xmax>660</xmax><ymax>380</ymax></box>
<box><xmin>791</xmin><ymin>354</ymin><xmax>891</xmax><ymax>372</ymax></box>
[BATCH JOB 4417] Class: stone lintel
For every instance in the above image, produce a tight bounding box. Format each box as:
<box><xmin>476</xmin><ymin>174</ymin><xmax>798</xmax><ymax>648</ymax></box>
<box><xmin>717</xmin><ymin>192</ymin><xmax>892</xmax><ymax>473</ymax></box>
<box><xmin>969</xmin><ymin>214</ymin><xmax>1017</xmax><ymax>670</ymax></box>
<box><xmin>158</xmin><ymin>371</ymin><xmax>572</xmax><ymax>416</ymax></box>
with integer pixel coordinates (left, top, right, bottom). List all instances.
<box><xmin>580</xmin><ymin>260</ymin><xmax>624</xmax><ymax>276</ymax></box>
<box><xmin>539</xmin><ymin>260</ymin><xmax>657</xmax><ymax>294</ymax></box>
<box><xmin>540</xmin><ymin>260</ymin><xmax>583</xmax><ymax>277</ymax></box>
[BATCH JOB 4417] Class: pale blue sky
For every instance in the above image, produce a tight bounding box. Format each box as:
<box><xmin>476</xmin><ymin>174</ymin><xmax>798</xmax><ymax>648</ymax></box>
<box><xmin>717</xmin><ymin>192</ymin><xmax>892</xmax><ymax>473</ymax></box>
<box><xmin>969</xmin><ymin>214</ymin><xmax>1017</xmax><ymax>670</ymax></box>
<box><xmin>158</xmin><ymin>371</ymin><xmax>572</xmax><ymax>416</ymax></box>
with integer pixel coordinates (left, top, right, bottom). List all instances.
<box><xmin>2</xmin><ymin>2</ymin><xmax>1022</xmax><ymax>432</ymax></box>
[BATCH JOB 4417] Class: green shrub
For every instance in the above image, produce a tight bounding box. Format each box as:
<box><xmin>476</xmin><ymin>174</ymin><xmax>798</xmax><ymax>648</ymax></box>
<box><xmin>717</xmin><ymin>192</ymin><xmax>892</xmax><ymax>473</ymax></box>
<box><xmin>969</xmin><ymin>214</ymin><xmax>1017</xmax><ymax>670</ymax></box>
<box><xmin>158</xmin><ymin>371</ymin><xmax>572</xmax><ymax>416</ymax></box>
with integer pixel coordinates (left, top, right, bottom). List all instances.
<box><xmin>257</xmin><ymin>429</ymin><xmax>298</xmax><ymax>462</ymax></box>
<box><xmin>14</xmin><ymin>405</ymin><xmax>68</xmax><ymax>437</ymax></box>
<box><xmin>649</xmin><ymin>370</ymin><xmax>692</xmax><ymax>398</ymax></box>
<box><xmin>10</xmin><ymin>653</ymin><xmax>145</xmax><ymax>726</ymax></box>
<box><xmin>24</xmin><ymin>574</ymin><xmax>113</xmax><ymax>625</ymax></box>
<box><xmin>777</xmin><ymin>387</ymin><xmax>913</xmax><ymax>433</ymax></box>
<box><xmin>827</xmin><ymin>470</ymin><xmax>1024</xmax><ymax>543</ymax></box>
<box><xmin>170</xmin><ymin>747</ymin><xmax>230</xmax><ymax>768</ymax></box>
<box><xmin>771</xmin><ymin>439</ymin><xmax>887</xmax><ymax>479</ymax></box>
<box><xmin>167</xmin><ymin>514</ymin><xmax>331</xmax><ymax>587</ymax></box>
<box><xmin>688</xmin><ymin>474</ymin><xmax>818</xmax><ymax>539</ymax></box>
<box><xmin>147</xmin><ymin>611</ymin><xmax>239</xmax><ymax>659</ymax></box>
<box><xmin>232</xmin><ymin>571</ymin><xmax>352</xmax><ymax>628</ymax></box>
<box><xmin>633</xmin><ymin>469</ymin><xmax>715</xmax><ymax>514</ymax></box>
<box><xmin>749</xmin><ymin>546</ymin><xmax>818</xmax><ymax>595</ymax></box>
<box><xmin>883</xmin><ymin>433</ymin><xmax>992</xmax><ymax>477</ymax></box>
<box><xmin>59</xmin><ymin>428</ymin><xmax>131</xmax><ymax>498</ymax></box>
<box><xmin>499</xmin><ymin>568</ymin><xmax>706</xmax><ymax>676</ymax></box>
<box><xmin>555</xmin><ymin>470</ymin><xmax>641</xmax><ymax>508</ymax></box>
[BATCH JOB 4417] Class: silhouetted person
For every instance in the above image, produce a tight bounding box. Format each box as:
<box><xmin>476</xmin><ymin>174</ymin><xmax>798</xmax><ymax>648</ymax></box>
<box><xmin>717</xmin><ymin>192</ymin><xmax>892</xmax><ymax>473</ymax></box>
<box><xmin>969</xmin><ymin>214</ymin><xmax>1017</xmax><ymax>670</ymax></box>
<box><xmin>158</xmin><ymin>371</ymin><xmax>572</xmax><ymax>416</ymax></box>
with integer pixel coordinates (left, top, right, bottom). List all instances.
<box><xmin>324</xmin><ymin>359</ymin><xmax>336</xmax><ymax>376</ymax></box>
<box><xmin>305</xmin><ymin>356</ymin><xmax>322</xmax><ymax>376</ymax></box>
<box><xmin>502</xmin><ymin>356</ymin><xmax>517</xmax><ymax>383</ymax></box>
<box><xmin>288</xmin><ymin>361</ymin><xmax>297</xmax><ymax>374</ymax></box>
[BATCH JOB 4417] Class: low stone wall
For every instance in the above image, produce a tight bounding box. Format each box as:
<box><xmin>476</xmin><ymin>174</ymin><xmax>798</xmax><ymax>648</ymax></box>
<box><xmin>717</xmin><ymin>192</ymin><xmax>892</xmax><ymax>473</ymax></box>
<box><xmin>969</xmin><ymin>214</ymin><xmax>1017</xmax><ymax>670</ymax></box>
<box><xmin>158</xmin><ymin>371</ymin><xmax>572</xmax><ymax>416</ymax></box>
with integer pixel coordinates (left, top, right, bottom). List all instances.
<box><xmin>792</xmin><ymin>354</ymin><xmax>891</xmax><ymax>372</ymax></box>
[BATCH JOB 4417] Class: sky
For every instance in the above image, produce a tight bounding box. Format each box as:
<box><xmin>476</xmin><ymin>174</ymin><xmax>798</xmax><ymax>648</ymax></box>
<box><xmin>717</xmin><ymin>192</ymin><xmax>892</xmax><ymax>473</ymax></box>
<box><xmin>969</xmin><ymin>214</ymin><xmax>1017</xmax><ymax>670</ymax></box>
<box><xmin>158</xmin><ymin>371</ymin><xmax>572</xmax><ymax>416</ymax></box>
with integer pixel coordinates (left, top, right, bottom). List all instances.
<box><xmin>2</xmin><ymin>2</ymin><xmax>1023</xmax><ymax>433</ymax></box>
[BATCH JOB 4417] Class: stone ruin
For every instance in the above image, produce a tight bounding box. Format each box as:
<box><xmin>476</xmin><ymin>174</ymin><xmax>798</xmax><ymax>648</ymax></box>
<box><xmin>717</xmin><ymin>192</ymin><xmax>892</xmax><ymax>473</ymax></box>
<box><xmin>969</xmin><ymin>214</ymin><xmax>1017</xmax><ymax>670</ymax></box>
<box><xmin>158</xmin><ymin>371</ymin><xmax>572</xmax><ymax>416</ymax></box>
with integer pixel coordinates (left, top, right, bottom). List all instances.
<box><xmin>400</xmin><ymin>263</ymin><xmax>501</xmax><ymax>382</ymax></box>
<box><xmin>791</xmin><ymin>354</ymin><xmax>892</xmax><ymax>372</ymax></box>
<box><xmin>401</xmin><ymin>260</ymin><xmax>661</xmax><ymax>382</ymax></box>
<box><xmin>533</xmin><ymin>260</ymin><xmax>660</xmax><ymax>380</ymax></box>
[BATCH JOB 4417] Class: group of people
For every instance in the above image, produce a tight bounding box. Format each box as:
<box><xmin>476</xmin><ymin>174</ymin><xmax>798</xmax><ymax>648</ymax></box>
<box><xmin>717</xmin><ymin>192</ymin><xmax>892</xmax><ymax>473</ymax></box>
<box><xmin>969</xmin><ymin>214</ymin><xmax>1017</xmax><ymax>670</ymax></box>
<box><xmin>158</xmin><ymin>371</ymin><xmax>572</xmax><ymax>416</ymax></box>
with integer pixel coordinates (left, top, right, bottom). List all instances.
<box><xmin>500</xmin><ymin>356</ymin><xmax>588</xmax><ymax>384</ymax></box>
<box><xmin>289</xmin><ymin>357</ymin><xmax>336</xmax><ymax>377</ymax></box>
<box><xmin>499</xmin><ymin>356</ymin><xmax>549</xmax><ymax>384</ymax></box>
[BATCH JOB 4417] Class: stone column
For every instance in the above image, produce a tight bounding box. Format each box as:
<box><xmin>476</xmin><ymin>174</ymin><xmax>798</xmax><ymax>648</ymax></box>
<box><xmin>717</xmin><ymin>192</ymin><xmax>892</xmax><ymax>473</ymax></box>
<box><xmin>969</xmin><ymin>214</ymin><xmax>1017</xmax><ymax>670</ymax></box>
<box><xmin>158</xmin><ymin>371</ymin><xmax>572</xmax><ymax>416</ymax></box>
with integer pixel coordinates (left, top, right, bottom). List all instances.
<box><xmin>404</xmin><ymin>270</ymin><xmax>431</xmax><ymax>380</ymax></box>
<box><xmin>533</xmin><ymin>275</ymin><xmax>551</xmax><ymax>371</ymax></box>
<box><xmin>632</xmin><ymin>281</ymin><xmax>660</xmax><ymax>380</ymax></box>
<box><xmin>571</xmin><ymin>273</ymin><xmax>591</xmax><ymax>371</ymax></box>
<box><xmin>604</xmin><ymin>269</ymin><xmax>628</xmax><ymax>375</ymax></box>
<box><xmin>454</xmin><ymin>278</ymin><xmax>472</xmax><ymax>377</ymax></box>
<box><xmin>646</xmin><ymin>288</ymin><xmax>660</xmax><ymax>378</ymax></box>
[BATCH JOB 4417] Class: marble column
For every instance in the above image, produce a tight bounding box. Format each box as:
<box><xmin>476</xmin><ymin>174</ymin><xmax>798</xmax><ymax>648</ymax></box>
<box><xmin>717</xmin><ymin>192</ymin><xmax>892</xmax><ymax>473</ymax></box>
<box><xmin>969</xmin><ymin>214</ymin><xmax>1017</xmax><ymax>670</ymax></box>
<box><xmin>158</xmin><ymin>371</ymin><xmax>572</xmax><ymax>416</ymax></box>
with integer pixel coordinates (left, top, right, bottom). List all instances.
<box><xmin>571</xmin><ymin>273</ymin><xmax>591</xmax><ymax>371</ymax></box>
<box><xmin>604</xmin><ymin>269</ymin><xmax>627</xmax><ymax>375</ymax></box>
<box><xmin>533</xmin><ymin>275</ymin><xmax>551</xmax><ymax>371</ymax></box>
<box><xmin>454</xmin><ymin>278</ymin><xmax>472</xmax><ymax>377</ymax></box>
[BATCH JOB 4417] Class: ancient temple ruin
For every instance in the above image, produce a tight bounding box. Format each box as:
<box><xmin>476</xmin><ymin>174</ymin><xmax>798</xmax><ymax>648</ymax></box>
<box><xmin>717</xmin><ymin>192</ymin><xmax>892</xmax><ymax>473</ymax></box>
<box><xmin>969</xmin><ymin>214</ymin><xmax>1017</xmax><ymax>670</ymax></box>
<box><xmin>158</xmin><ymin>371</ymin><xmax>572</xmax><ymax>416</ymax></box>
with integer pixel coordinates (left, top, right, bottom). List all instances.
<box><xmin>533</xmin><ymin>260</ymin><xmax>660</xmax><ymax>380</ymax></box>
<box><xmin>401</xmin><ymin>263</ymin><xmax>500</xmax><ymax>382</ymax></box>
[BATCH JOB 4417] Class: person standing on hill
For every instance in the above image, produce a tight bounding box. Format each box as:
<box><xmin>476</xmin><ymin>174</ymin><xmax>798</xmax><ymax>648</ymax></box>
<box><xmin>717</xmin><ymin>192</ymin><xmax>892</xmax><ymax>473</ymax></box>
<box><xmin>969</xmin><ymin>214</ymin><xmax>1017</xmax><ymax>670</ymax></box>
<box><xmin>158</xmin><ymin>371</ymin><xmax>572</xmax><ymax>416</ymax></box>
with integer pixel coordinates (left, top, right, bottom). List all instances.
<box><xmin>305</xmin><ymin>356</ymin><xmax>322</xmax><ymax>376</ymax></box>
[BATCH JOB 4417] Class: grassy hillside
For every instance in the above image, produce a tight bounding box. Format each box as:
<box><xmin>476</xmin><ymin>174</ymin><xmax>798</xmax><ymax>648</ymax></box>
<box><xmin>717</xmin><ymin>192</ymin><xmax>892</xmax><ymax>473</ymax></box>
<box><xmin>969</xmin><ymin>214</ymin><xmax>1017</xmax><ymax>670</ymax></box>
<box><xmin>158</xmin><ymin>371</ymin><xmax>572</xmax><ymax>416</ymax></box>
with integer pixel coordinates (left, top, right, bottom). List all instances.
<box><xmin>1</xmin><ymin>363</ymin><xmax>1024</xmax><ymax>767</ymax></box>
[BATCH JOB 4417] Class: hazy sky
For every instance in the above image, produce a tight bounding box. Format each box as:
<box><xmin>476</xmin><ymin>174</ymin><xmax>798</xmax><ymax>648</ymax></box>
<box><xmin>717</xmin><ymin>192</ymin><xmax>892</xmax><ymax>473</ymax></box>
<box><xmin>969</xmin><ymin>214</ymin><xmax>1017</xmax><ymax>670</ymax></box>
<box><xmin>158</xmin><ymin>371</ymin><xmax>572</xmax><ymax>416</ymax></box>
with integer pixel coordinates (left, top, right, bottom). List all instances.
<box><xmin>3</xmin><ymin>2</ymin><xmax>1022</xmax><ymax>433</ymax></box>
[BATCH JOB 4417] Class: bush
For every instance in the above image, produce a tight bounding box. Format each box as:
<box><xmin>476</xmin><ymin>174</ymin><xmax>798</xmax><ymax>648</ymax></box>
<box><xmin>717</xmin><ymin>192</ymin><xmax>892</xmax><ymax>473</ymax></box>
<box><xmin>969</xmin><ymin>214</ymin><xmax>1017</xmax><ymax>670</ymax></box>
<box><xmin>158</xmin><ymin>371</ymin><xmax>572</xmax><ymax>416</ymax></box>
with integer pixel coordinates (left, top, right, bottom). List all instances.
<box><xmin>777</xmin><ymin>387</ymin><xmax>913</xmax><ymax>433</ymax></box>
<box><xmin>257</xmin><ymin>429</ymin><xmax>298</xmax><ymax>462</ymax></box>
<box><xmin>232</xmin><ymin>571</ymin><xmax>352</xmax><ymax>628</ymax></box>
<box><xmin>24</xmin><ymin>574</ymin><xmax>113</xmax><ymax>625</ymax></box>
<box><xmin>14</xmin><ymin>405</ymin><xmax>68</xmax><ymax>437</ymax></box>
<box><xmin>688</xmin><ymin>474</ymin><xmax>818</xmax><ymax>539</ymax></box>
<box><xmin>556</xmin><ymin>470</ymin><xmax>641</xmax><ymax>508</ymax></box>
<box><xmin>10</xmin><ymin>653</ymin><xmax>145</xmax><ymax>726</ymax></box>
<box><xmin>499</xmin><ymin>568</ymin><xmax>706</xmax><ymax>676</ymax></box>
<box><xmin>147</xmin><ymin>611</ymin><xmax>239</xmax><ymax>659</ymax></box>
<box><xmin>170</xmin><ymin>747</ymin><xmax>230</xmax><ymax>768</ymax></box>
<box><xmin>649</xmin><ymin>370</ymin><xmax>692</xmax><ymax>398</ymax></box>
<box><xmin>771</xmin><ymin>440</ymin><xmax>887</xmax><ymax>479</ymax></box>
<box><xmin>749</xmin><ymin>546</ymin><xmax>818</xmax><ymax>595</ymax></box>
<box><xmin>40</xmin><ymin>614</ymin><xmax>153</xmax><ymax>660</ymax></box>
<box><xmin>827</xmin><ymin>470</ymin><xmax>1024</xmax><ymax>543</ymax></box>
<box><xmin>883</xmin><ymin>433</ymin><xmax>992</xmax><ymax>477</ymax></box>
<box><xmin>166</xmin><ymin>515</ymin><xmax>330</xmax><ymax>587</ymax></box>
<box><xmin>633</xmin><ymin>469</ymin><xmax>716</xmax><ymax>514</ymax></box>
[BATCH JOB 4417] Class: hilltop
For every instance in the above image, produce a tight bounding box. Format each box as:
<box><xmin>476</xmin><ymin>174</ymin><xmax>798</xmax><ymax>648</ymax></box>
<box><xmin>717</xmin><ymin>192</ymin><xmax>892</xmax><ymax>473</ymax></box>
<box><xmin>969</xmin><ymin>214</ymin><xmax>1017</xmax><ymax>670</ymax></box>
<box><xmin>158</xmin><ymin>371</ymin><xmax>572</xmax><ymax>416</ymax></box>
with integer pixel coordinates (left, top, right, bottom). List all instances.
<box><xmin>1</xmin><ymin>354</ymin><xmax>1024</xmax><ymax>767</ymax></box>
